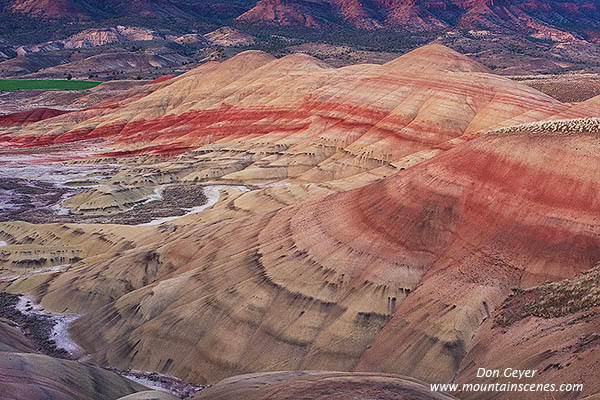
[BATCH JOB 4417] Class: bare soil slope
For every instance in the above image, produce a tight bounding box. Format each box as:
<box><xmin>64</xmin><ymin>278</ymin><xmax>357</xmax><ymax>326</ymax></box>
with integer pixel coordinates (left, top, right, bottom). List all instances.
<box><xmin>1</xmin><ymin>45</ymin><xmax>600</xmax><ymax>400</ymax></box>
<box><xmin>193</xmin><ymin>371</ymin><xmax>458</xmax><ymax>400</ymax></box>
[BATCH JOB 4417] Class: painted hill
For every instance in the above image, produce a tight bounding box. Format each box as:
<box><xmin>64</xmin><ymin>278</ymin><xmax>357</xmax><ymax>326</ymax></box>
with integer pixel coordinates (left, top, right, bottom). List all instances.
<box><xmin>0</xmin><ymin>318</ymin><xmax>36</xmax><ymax>353</ymax></box>
<box><xmin>2</xmin><ymin>45</ymin><xmax>595</xmax><ymax>162</ymax></box>
<box><xmin>63</xmin><ymin>26</ymin><xmax>161</xmax><ymax>48</ymax></box>
<box><xmin>0</xmin><ymin>315</ymin><xmax>150</xmax><ymax>400</ymax></box>
<box><xmin>350</xmin><ymin>123</ymin><xmax>600</xmax><ymax>382</ymax></box>
<box><xmin>0</xmin><ymin>108</ymin><xmax>69</xmax><ymax>127</ymax></box>
<box><xmin>0</xmin><ymin>352</ymin><xmax>148</xmax><ymax>400</ymax></box>
<box><xmin>43</xmin><ymin>116</ymin><xmax>596</xmax><ymax>388</ymax></box>
<box><xmin>22</xmin><ymin>50</ymin><xmax>189</xmax><ymax>80</ymax></box>
<box><xmin>193</xmin><ymin>371</ymin><xmax>459</xmax><ymax>400</ymax></box>
<box><xmin>1</xmin><ymin>45</ymin><xmax>600</xmax><ymax>400</ymax></box>
<box><xmin>1</xmin><ymin>44</ymin><xmax>600</xmax><ymax>400</ymax></box>
<box><xmin>458</xmin><ymin>263</ymin><xmax>600</xmax><ymax>399</ymax></box>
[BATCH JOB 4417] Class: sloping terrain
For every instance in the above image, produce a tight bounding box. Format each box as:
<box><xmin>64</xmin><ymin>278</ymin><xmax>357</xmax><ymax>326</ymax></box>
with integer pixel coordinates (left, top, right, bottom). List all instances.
<box><xmin>66</xmin><ymin>26</ymin><xmax>158</xmax><ymax>46</ymax></box>
<box><xmin>0</xmin><ymin>80</ymin><xmax>148</xmax><ymax>115</ymax></box>
<box><xmin>0</xmin><ymin>317</ymin><xmax>36</xmax><ymax>352</ymax></box>
<box><xmin>1</xmin><ymin>45</ymin><xmax>600</xmax><ymax>400</ymax></box>
<box><xmin>0</xmin><ymin>53</ymin><xmax>72</xmax><ymax>76</ymax></box>
<box><xmin>5</xmin><ymin>0</ymin><xmax>600</xmax><ymax>43</ymax></box>
<box><xmin>118</xmin><ymin>392</ymin><xmax>179</xmax><ymax>400</ymax></box>
<box><xmin>15</xmin><ymin>26</ymin><xmax>253</xmax><ymax>56</ymax></box>
<box><xmin>520</xmin><ymin>74</ymin><xmax>600</xmax><ymax>103</ymax></box>
<box><xmin>3</xmin><ymin>45</ymin><xmax>596</xmax><ymax>175</ymax></box>
<box><xmin>194</xmin><ymin>371</ymin><xmax>458</xmax><ymax>400</ymax></box>
<box><xmin>458</xmin><ymin>263</ymin><xmax>600</xmax><ymax>399</ymax></box>
<box><xmin>237</xmin><ymin>0</ymin><xmax>342</xmax><ymax>28</ymax></box>
<box><xmin>351</xmin><ymin>125</ymin><xmax>600</xmax><ymax>381</ymax></box>
<box><xmin>7</xmin><ymin>0</ymin><xmax>256</xmax><ymax>21</ymax></box>
<box><xmin>3</xmin><ymin>1</ymin><xmax>600</xmax><ymax>80</ymax></box>
<box><xmin>0</xmin><ymin>312</ymin><xmax>150</xmax><ymax>400</ymax></box>
<box><xmin>203</xmin><ymin>27</ymin><xmax>256</xmax><ymax>47</ymax></box>
<box><xmin>8</xmin><ymin>0</ymin><xmax>107</xmax><ymax>21</ymax></box>
<box><xmin>584</xmin><ymin>94</ymin><xmax>600</xmax><ymax>107</ymax></box>
<box><xmin>238</xmin><ymin>0</ymin><xmax>600</xmax><ymax>40</ymax></box>
<box><xmin>23</xmin><ymin>51</ymin><xmax>189</xmax><ymax>80</ymax></box>
<box><xmin>0</xmin><ymin>108</ymin><xmax>69</xmax><ymax>127</ymax></box>
<box><xmin>29</xmin><ymin>120</ymin><xmax>590</xmax><ymax>390</ymax></box>
<box><xmin>0</xmin><ymin>352</ymin><xmax>149</xmax><ymax>400</ymax></box>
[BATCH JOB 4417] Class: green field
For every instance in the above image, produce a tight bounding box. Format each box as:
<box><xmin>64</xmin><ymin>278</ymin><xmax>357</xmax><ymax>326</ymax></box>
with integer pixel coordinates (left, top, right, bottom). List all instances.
<box><xmin>0</xmin><ymin>79</ymin><xmax>101</xmax><ymax>91</ymax></box>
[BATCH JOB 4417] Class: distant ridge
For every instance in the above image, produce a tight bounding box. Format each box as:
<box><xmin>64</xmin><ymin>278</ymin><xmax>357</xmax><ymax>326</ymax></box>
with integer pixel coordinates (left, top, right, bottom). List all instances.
<box><xmin>6</xmin><ymin>0</ymin><xmax>600</xmax><ymax>44</ymax></box>
<box><xmin>237</xmin><ymin>0</ymin><xmax>600</xmax><ymax>42</ymax></box>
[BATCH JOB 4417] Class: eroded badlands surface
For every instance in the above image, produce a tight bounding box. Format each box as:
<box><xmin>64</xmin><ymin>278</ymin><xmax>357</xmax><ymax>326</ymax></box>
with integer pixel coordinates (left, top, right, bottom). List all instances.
<box><xmin>1</xmin><ymin>44</ymin><xmax>600</xmax><ymax>400</ymax></box>
<box><xmin>193</xmin><ymin>371</ymin><xmax>458</xmax><ymax>400</ymax></box>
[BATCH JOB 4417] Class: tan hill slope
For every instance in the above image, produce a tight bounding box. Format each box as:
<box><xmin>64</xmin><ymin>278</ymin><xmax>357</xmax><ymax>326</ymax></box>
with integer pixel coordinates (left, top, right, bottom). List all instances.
<box><xmin>458</xmin><ymin>263</ymin><xmax>600</xmax><ymax>399</ymax></box>
<box><xmin>2</xmin><ymin>120</ymin><xmax>599</xmax><ymax>396</ymax></box>
<box><xmin>0</xmin><ymin>313</ymin><xmax>148</xmax><ymax>400</ymax></box>
<box><xmin>117</xmin><ymin>391</ymin><xmax>179</xmax><ymax>400</ymax></box>
<box><xmin>193</xmin><ymin>371</ymin><xmax>458</xmax><ymax>400</ymax></box>
<box><xmin>203</xmin><ymin>27</ymin><xmax>256</xmax><ymax>47</ymax></box>
<box><xmin>1</xmin><ymin>45</ymin><xmax>600</xmax><ymax>400</ymax></box>
<box><xmin>0</xmin><ymin>352</ymin><xmax>149</xmax><ymax>400</ymax></box>
<box><xmin>24</xmin><ymin>51</ymin><xmax>188</xmax><ymax>80</ymax></box>
<box><xmin>2</xmin><ymin>45</ymin><xmax>596</xmax><ymax>190</ymax></box>
<box><xmin>351</xmin><ymin>126</ymin><xmax>600</xmax><ymax>383</ymax></box>
<box><xmin>0</xmin><ymin>317</ymin><xmax>36</xmax><ymax>353</ymax></box>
